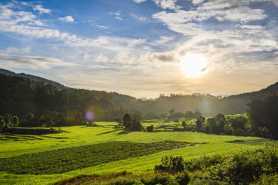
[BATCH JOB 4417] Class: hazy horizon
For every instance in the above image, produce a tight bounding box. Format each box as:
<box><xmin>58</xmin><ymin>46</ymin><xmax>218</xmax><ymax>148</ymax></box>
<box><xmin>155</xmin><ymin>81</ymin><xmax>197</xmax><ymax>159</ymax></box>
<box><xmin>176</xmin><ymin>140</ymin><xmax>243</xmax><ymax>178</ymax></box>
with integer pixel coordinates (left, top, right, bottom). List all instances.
<box><xmin>0</xmin><ymin>0</ymin><xmax>278</xmax><ymax>98</ymax></box>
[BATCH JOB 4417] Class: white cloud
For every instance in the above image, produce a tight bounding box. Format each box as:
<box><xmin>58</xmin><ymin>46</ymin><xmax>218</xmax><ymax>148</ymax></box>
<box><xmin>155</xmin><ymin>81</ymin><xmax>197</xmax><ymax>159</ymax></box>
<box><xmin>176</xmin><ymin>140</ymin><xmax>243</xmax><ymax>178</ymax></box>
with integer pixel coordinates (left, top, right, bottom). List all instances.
<box><xmin>0</xmin><ymin>3</ymin><xmax>146</xmax><ymax>52</ymax></box>
<box><xmin>130</xmin><ymin>13</ymin><xmax>147</xmax><ymax>22</ymax></box>
<box><xmin>0</xmin><ymin>5</ymin><xmax>45</xmax><ymax>26</ymax></box>
<box><xmin>151</xmin><ymin>0</ymin><xmax>276</xmax><ymax>64</ymax></box>
<box><xmin>95</xmin><ymin>24</ymin><xmax>109</xmax><ymax>30</ymax></box>
<box><xmin>109</xmin><ymin>11</ymin><xmax>123</xmax><ymax>21</ymax></box>
<box><xmin>0</xmin><ymin>0</ymin><xmax>277</xmax><ymax>98</ymax></box>
<box><xmin>59</xmin><ymin>16</ymin><xmax>75</xmax><ymax>23</ymax></box>
<box><xmin>32</xmin><ymin>4</ymin><xmax>51</xmax><ymax>14</ymax></box>
<box><xmin>133</xmin><ymin>0</ymin><xmax>180</xmax><ymax>10</ymax></box>
<box><xmin>191</xmin><ymin>0</ymin><xmax>206</xmax><ymax>5</ymax></box>
<box><xmin>153</xmin><ymin>0</ymin><xmax>179</xmax><ymax>10</ymax></box>
<box><xmin>133</xmin><ymin>0</ymin><xmax>148</xmax><ymax>3</ymax></box>
<box><xmin>0</xmin><ymin>53</ymin><xmax>76</xmax><ymax>70</ymax></box>
<box><xmin>215</xmin><ymin>6</ymin><xmax>267</xmax><ymax>23</ymax></box>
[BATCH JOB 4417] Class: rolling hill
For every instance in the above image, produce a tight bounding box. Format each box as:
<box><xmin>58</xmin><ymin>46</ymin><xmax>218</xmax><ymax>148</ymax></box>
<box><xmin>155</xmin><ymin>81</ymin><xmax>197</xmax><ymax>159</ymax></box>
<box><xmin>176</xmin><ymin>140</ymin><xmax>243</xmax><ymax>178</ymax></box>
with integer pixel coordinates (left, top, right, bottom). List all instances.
<box><xmin>0</xmin><ymin>68</ymin><xmax>277</xmax><ymax>124</ymax></box>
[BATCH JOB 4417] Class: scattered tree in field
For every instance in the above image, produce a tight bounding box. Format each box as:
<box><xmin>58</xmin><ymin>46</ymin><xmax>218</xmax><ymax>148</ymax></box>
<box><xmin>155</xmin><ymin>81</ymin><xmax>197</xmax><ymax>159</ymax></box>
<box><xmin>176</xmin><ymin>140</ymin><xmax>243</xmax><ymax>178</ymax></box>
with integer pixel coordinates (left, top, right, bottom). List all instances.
<box><xmin>248</xmin><ymin>96</ymin><xmax>278</xmax><ymax>139</ymax></box>
<box><xmin>146</xmin><ymin>125</ymin><xmax>154</xmax><ymax>132</ymax></box>
<box><xmin>215</xmin><ymin>113</ymin><xmax>226</xmax><ymax>133</ymax></box>
<box><xmin>12</xmin><ymin>115</ymin><xmax>20</xmax><ymax>127</ymax></box>
<box><xmin>206</xmin><ymin>114</ymin><xmax>226</xmax><ymax>134</ymax></box>
<box><xmin>0</xmin><ymin>115</ymin><xmax>6</xmax><ymax>129</ymax></box>
<box><xmin>130</xmin><ymin>113</ymin><xmax>143</xmax><ymax>131</ymax></box>
<box><xmin>226</xmin><ymin>115</ymin><xmax>249</xmax><ymax>135</ymax></box>
<box><xmin>4</xmin><ymin>114</ymin><xmax>12</xmax><ymax>128</ymax></box>
<box><xmin>195</xmin><ymin>115</ymin><xmax>205</xmax><ymax>131</ymax></box>
<box><xmin>182</xmin><ymin>121</ymin><xmax>187</xmax><ymax>130</ymax></box>
<box><xmin>122</xmin><ymin>113</ymin><xmax>143</xmax><ymax>131</ymax></box>
<box><xmin>123</xmin><ymin>113</ymin><xmax>132</xmax><ymax>129</ymax></box>
<box><xmin>0</xmin><ymin>114</ymin><xmax>20</xmax><ymax>130</ymax></box>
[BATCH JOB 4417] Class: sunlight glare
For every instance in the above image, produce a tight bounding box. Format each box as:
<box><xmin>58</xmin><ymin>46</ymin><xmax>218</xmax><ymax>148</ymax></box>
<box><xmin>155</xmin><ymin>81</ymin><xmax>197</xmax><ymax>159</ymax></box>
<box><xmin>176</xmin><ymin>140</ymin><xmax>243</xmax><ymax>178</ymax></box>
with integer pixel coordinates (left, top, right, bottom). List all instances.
<box><xmin>180</xmin><ymin>52</ymin><xmax>208</xmax><ymax>78</ymax></box>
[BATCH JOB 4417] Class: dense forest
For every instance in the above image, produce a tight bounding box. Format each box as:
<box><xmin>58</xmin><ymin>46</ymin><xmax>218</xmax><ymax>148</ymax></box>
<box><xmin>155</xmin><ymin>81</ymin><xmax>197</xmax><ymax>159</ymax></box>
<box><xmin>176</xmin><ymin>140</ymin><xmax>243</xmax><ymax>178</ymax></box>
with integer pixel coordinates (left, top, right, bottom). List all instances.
<box><xmin>1</xmin><ymin>68</ymin><xmax>278</xmax><ymax>126</ymax></box>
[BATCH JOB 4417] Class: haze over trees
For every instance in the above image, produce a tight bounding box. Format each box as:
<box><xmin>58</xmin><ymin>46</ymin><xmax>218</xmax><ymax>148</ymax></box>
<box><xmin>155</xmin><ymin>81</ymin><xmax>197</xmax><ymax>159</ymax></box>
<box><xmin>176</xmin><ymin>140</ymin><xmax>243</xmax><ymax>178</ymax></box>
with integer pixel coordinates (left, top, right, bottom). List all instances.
<box><xmin>248</xmin><ymin>95</ymin><xmax>278</xmax><ymax>139</ymax></box>
<box><xmin>1</xmin><ymin>68</ymin><xmax>278</xmax><ymax>128</ymax></box>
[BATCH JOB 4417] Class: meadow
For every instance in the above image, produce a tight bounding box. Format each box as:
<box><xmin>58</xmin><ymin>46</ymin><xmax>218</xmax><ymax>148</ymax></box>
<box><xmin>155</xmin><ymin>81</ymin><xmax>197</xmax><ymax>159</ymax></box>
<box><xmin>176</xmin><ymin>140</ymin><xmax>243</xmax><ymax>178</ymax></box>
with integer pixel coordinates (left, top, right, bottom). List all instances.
<box><xmin>0</xmin><ymin>122</ymin><xmax>276</xmax><ymax>185</ymax></box>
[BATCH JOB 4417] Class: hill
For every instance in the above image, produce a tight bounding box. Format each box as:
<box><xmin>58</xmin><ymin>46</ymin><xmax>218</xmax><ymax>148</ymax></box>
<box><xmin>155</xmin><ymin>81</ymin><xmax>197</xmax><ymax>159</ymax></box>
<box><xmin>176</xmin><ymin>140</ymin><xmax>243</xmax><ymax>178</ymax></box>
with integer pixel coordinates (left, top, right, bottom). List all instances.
<box><xmin>0</xmin><ymin>68</ymin><xmax>277</xmax><ymax>125</ymax></box>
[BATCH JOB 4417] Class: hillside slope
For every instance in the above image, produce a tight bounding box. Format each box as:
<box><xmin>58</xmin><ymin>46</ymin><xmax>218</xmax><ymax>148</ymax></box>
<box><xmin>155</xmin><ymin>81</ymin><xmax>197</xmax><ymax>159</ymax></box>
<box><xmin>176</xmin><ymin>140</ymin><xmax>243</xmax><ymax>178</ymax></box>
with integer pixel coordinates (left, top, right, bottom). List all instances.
<box><xmin>0</xmin><ymin>68</ymin><xmax>277</xmax><ymax>123</ymax></box>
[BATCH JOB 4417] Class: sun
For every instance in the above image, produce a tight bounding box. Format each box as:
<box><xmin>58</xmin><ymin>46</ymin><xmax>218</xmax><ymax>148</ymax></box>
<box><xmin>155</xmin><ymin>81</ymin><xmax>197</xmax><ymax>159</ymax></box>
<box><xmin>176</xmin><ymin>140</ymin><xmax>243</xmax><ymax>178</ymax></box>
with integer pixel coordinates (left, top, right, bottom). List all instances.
<box><xmin>180</xmin><ymin>52</ymin><xmax>208</xmax><ymax>78</ymax></box>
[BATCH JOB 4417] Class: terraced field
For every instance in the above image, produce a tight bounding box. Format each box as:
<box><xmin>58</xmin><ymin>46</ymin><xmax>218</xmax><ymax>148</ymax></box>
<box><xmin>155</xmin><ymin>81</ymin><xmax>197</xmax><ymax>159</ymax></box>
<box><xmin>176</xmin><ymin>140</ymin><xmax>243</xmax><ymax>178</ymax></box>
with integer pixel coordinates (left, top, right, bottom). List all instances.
<box><xmin>0</xmin><ymin>122</ymin><xmax>275</xmax><ymax>185</ymax></box>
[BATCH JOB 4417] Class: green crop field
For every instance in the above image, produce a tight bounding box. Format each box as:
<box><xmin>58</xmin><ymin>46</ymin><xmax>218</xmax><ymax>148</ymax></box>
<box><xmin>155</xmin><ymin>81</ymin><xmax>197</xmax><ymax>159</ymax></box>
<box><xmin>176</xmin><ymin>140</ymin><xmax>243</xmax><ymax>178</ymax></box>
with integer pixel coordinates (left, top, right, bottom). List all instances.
<box><xmin>0</xmin><ymin>122</ymin><xmax>275</xmax><ymax>185</ymax></box>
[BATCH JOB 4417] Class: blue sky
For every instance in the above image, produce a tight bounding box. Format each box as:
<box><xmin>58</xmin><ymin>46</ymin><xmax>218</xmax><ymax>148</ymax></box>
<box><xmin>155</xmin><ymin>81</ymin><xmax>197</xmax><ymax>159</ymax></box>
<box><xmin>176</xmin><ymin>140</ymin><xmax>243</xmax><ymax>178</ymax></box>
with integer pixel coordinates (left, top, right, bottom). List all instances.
<box><xmin>0</xmin><ymin>0</ymin><xmax>278</xmax><ymax>98</ymax></box>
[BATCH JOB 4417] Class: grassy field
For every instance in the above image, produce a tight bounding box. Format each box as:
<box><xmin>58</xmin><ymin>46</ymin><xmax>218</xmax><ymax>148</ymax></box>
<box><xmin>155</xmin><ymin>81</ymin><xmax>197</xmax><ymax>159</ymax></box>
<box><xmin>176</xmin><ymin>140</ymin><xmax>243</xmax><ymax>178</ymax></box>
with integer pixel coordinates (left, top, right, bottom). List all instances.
<box><xmin>0</xmin><ymin>122</ymin><xmax>275</xmax><ymax>185</ymax></box>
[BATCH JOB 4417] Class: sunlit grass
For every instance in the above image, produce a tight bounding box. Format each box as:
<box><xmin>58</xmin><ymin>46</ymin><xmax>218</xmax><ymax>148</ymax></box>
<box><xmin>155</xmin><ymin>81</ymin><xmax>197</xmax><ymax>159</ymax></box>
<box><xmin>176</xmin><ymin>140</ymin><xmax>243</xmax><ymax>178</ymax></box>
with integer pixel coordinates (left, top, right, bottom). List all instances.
<box><xmin>0</xmin><ymin>122</ymin><xmax>275</xmax><ymax>185</ymax></box>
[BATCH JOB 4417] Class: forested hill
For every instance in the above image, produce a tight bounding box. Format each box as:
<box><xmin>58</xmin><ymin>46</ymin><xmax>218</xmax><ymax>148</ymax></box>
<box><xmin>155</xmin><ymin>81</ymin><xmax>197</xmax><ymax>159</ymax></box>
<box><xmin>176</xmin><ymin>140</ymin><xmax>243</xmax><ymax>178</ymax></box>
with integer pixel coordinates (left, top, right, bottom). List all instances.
<box><xmin>0</xmin><ymin>68</ymin><xmax>65</xmax><ymax>90</ymax></box>
<box><xmin>1</xmin><ymin>68</ymin><xmax>277</xmax><ymax>125</ymax></box>
<box><xmin>0</xmin><ymin>68</ymin><xmax>138</xmax><ymax>124</ymax></box>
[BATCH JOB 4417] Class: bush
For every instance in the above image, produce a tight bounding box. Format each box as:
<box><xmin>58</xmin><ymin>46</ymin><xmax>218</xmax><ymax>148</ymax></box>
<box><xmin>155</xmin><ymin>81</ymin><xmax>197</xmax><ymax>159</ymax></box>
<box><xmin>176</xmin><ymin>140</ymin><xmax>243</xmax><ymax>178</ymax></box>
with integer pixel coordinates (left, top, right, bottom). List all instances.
<box><xmin>111</xmin><ymin>179</ymin><xmax>142</xmax><ymax>185</ymax></box>
<box><xmin>154</xmin><ymin>156</ymin><xmax>185</xmax><ymax>174</ymax></box>
<box><xmin>184</xmin><ymin>155</ymin><xmax>224</xmax><ymax>171</ymax></box>
<box><xmin>153</xmin><ymin>146</ymin><xmax>278</xmax><ymax>185</ymax></box>
<box><xmin>142</xmin><ymin>174</ymin><xmax>177</xmax><ymax>185</ymax></box>
<box><xmin>146</xmin><ymin>125</ymin><xmax>154</xmax><ymax>132</ymax></box>
<box><xmin>176</xmin><ymin>173</ymin><xmax>190</xmax><ymax>185</ymax></box>
<box><xmin>208</xmin><ymin>147</ymin><xmax>278</xmax><ymax>185</ymax></box>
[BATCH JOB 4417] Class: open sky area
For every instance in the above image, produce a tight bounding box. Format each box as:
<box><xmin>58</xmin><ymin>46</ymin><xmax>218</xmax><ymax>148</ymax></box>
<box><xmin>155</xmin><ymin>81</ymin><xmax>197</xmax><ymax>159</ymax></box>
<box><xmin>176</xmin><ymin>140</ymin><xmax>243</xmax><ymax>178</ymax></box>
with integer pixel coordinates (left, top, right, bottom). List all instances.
<box><xmin>0</xmin><ymin>0</ymin><xmax>278</xmax><ymax>98</ymax></box>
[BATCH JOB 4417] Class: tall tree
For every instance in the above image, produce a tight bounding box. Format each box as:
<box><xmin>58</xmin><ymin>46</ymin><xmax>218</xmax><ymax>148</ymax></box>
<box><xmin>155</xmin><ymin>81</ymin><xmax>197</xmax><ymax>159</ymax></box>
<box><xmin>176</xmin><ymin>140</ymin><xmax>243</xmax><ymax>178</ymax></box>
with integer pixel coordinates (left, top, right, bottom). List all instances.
<box><xmin>249</xmin><ymin>96</ymin><xmax>278</xmax><ymax>139</ymax></box>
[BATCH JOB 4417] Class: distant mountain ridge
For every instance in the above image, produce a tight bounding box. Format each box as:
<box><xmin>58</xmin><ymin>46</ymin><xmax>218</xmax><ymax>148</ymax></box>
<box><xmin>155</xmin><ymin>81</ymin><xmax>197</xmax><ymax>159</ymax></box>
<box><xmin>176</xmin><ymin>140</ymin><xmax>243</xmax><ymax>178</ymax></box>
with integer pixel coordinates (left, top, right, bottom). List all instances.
<box><xmin>0</xmin><ymin>68</ymin><xmax>277</xmax><ymax>121</ymax></box>
<box><xmin>0</xmin><ymin>68</ymin><xmax>65</xmax><ymax>90</ymax></box>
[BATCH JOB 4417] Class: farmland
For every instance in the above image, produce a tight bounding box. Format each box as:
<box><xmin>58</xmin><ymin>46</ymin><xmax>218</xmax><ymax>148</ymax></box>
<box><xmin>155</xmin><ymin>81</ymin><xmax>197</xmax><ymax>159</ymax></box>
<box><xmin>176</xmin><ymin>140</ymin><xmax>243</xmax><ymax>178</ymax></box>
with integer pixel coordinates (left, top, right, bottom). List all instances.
<box><xmin>0</xmin><ymin>122</ymin><xmax>275</xmax><ymax>185</ymax></box>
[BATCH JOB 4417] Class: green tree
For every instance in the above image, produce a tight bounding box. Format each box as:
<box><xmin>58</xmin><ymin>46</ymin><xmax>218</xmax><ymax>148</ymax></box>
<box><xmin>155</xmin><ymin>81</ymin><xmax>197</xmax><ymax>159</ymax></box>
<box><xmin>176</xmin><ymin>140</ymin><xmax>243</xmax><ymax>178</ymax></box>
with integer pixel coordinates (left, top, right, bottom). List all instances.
<box><xmin>122</xmin><ymin>113</ymin><xmax>132</xmax><ymax>129</ymax></box>
<box><xmin>206</xmin><ymin>114</ymin><xmax>226</xmax><ymax>134</ymax></box>
<box><xmin>122</xmin><ymin>113</ymin><xmax>143</xmax><ymax>131</ymax></box>
<box><xmin>0</xmin><ymin>115</ymin><xmax>6</xmax><ymax>129</ymax></box>
<box><xmin>196</xmin><ymin>115</ymin><xmax>205</xmax><ymax>131</ymax></box>
<box><xmin>215</xmin><ymin>113</ymin><xmax>226</xmax><ymax>134</ymax></box>
<box><xmin>146</xmin><ymin>125</ymin><xmax>154</xmax><ymax>132</ymax></box>
<box><xmin>4</xmin><ymin>114</ymin><xmax>12</xmax><ymax>128</ymax></box>
<box><xmin>182</xmin><ymin>121</ymin><xmax>187</xmax><ymax>130</ymax></box>
<box><xmin>130</xmin><ymin>113</ymin><xmax>143</xmax><ymax>131</ymax></box>
<box><xmin>12</xmin><ymin>115</ymin><xmax>20</xmax><ymax>127</ymax></box>
<box><xmin>249</xmin><ymin>96</ymin><xmax>278</xmax><ymax>139</ymax></box>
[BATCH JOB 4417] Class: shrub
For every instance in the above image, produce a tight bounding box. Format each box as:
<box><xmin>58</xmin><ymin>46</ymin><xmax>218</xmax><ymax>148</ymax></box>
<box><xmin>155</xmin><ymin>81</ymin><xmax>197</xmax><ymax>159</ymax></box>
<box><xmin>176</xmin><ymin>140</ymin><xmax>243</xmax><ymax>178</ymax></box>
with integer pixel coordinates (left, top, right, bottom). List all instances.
<box><xmin>146</xmin><ymin>125</ymin><xmax>154</xmax><ymax>132</ymax></box>
<box><xmin>184</xmin><ymin>155</ymin><xmax>224</xmax><ymax>171</ymax></box>
<box><xmin>142</xmin><ymin>174</ymin><xmax>177</xmax><ymax>185</ymax></box>
<box><xmin>111</xmin><ymin>179</ymin><xmax>142</xmax><ymax>185</ymax></box>
<box><xmin>154</xmin><ymin>156</ymin><xmax>185</xmax><ymax>174</ymax></box>
<box><xmin>176</xmin><ymin>173</ymin><xmax>190</xmax><ymax>185</ymax></box>
<box><xmin>208</xmin><ymin>147</ymin><xmax>278</xmax><ymax>185</ymax></box>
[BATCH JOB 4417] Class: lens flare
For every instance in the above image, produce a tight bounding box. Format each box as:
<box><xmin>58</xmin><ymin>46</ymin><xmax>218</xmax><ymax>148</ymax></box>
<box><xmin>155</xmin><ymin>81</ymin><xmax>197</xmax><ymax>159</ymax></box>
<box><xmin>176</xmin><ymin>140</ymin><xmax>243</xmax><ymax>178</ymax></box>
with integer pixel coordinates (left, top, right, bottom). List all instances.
<box><xmin>85</xmin><ymin>111</ymin><xmax>95</xmax><ymax>122</ymax></box>
<box><xmin>180</xmin><ymin>53</ymin><xmax>208</xmax><ymax>78</ymax></box>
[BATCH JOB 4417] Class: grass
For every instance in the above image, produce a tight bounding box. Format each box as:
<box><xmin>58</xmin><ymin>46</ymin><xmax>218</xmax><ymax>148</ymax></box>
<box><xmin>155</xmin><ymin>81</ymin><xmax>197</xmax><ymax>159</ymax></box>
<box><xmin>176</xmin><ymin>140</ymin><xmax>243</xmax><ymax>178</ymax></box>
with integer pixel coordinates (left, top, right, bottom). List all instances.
<box><xmin>52</xmin><ymin>146</ymin><xmax>278</xmax><ymax>185</ymax></box>
<box><xmin>0</xmin><ymin>122</ymin><xmax>276</xmax><ymax>185</ymax></box>
<box><xmin>0</xmin><ymin>141</ymin><xmax>192</xmax><ymax>174</ymax></box>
